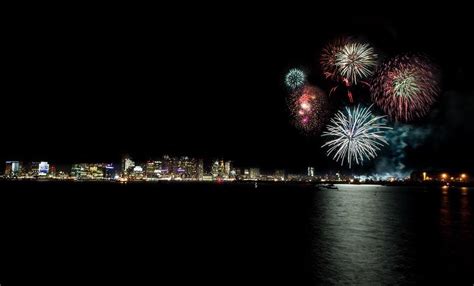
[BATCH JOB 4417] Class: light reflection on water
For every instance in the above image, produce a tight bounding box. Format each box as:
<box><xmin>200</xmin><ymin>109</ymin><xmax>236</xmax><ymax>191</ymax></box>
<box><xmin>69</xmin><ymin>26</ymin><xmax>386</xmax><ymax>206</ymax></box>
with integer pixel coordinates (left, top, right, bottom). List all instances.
<box><xmin>310</xmin><ymin>185</ymin><xmax>473</xmax><ymax>284</ymax></box>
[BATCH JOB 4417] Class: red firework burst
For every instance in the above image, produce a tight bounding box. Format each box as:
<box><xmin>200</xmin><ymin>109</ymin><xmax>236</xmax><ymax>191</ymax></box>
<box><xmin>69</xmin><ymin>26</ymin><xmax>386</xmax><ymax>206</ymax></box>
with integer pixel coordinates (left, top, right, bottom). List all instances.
<box><xmin>289</xmin><ymin>84</ymin><xmax>330</xmax><ymax>133</ymax></box>
<box><xmin>370</xmin><ymin>54</ymin><xmax>440</xmax><ymax>122</ymax></box>
<box><xmin>320</xmin><ymin>37</ymin><xmax>350</xmax><ymax>80</ymax></box>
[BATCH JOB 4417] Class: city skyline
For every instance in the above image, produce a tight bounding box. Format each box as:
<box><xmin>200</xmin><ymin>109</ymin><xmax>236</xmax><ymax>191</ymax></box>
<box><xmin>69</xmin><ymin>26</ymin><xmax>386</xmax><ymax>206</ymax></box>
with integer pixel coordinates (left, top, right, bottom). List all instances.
<box><xmin>2</xmin><ymin>154</ymin><xmax>471</xmax><ymax>184</ymax></box>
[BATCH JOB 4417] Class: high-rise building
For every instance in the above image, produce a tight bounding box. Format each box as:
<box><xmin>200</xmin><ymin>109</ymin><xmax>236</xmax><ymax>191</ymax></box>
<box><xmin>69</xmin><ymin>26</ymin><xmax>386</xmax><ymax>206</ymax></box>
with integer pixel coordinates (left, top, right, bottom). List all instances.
<box><xmin>218</xmin><ymin>160</ymin><xmax>226</xmax><ymax>178</ymax></box>
<box><xmin>105</xmin><ymin>164</ymin><xmax>115</xmax><ymax>179</ymax></box>
<box><xmin>211</xmin><ymin>160</ymin><xmax>220</xmax><ymax>178</ymax></box>
<box><xmin>308</xmin><ymin>167</ymin><xmax>315</xmax><ymax>177</ymax></box>
<box><xmin>4</xmin><ymin>161</ymin><xmax>21</xmax><ymax>177</ymax></box>
<box><xmin>224</xmin><ymin>161</ymin><xmax>231</xmax><ymax>178</ymax></box>
<box><xmin>122</xmin><ymin>155</ymin><xmax>135</xmax><ymax>175</ymax></box>
<box><xmin>197</xmin><ymin>159</ymin><xmax>204</xmax><ymax>180</ymax></box>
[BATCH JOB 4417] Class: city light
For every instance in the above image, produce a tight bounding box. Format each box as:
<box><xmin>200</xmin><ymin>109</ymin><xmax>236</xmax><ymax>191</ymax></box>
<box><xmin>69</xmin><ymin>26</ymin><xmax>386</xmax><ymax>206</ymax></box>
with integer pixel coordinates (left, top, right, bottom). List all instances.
<box><xmin>1</xmin><ymin>158</ymin><xmax>471</xmax><ymax>186</ymax></box>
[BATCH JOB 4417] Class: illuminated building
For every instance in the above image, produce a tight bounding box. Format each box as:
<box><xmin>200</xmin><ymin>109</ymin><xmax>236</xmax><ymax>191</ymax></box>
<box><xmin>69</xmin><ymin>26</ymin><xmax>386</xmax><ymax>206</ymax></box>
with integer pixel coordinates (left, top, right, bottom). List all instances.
<box><xmin>165</xmin><ymin>156</ymin><xmax>200</xmax><ymax>179</ymax></box>
<box><xmin>49</xmin><ymin>165</ymin><xmax>57</xmax><ymax>177</ymax></box>
<box><xmin>224</xmin><ymin>161</ymin><xmax>231</xmax><ymax>178</ymax></box>
<box><xmin>71</xmin><ymin>163</ymin><xmax>112</xmax><ymax>179</ymax></box>
<box><xmin>145</xmin><ymin>161</ymin><xmax>162</xmax><ymax>178</ymax></box>
<box><xmin>122</xmin><ymin>155</ymin><xmax>135</xmax><ymax>175</ymax></box>
<box><xmin>71</xmin><ymin>164</ymin><xmax>88</xmax><ymax>178</ymax></box>
<box><xmin>243</xmin><ymin>169</ymin><xmax>250</xmax><ymax>179</ymax></box>
<box><xmin>4</xmin><ymin>161</ymin><xmax>21</xmax><ymax>177</ymax></box>
<box><xmin>131</xmin><ymin>165</ymin><xmax>144</xmax><ymax>179</ymax></box>
<box><xmin>211</xmin><ymin>160</ymin><xmax>227</xmax><ymax>178</ymax></box>
<box><xmin>249</xmin><ymin>168</ymin><xmax>260</xmax><ymax>180</ymax></box>
<box><xmin>29</xmin><ymin>162</ymin><xmax>40</xmax><ymax>176</ymax></box>
<box><xmin>38</xmin><ymin>162</ymin><xmax>49</xmax><ymax>176</ymax></box>
<box><xmin>198</xmin><ymin>159</ymin><xmax>204</xmax><ymax>180</ymax></box>
<box><xmin>211</xmin><ymin>160</ymin><xmax>220</xmax><ymax>178</ymax></box>
<box><xmin>274</xmin><ymin>170</ymin><xmax>286</xmax><ymax>180</ymax></box>
<box><xmin>308</xmin><ymin>167</ymin><xmax>315</xmax><ymax>177</ymax></box>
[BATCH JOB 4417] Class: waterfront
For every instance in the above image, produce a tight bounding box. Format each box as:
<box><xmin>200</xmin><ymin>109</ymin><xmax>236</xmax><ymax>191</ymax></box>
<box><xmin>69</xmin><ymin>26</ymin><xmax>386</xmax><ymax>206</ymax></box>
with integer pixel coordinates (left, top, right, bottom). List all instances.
<box><xmin>0</xmin><ymin>182</ymin><xmax>472</xmax><ymax>284</ymax></box>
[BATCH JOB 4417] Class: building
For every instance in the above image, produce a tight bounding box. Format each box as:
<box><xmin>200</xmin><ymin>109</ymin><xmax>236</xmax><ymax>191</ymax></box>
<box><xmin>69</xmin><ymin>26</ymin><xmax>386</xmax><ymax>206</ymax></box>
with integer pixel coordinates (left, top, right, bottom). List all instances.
<box><xmin>4</xmin><ymin>161</ymin><xmax>21</xmax><ymax>177</ymax></box>
<box><xmin>197</xmin><ymin>159</ymin><xmax>204</xmax><ymax>180</ymax></box>
<box><xmin>211</xmin><ymin>160</ymin><xmax>220</xmax><ymax>178</ymax></box>
<box><xmin>308</xmin><ymin>167</ymin><xmax>315</xmax><ymax>177</ymax></box>
<box><xmin>38</xmin><ymin>162</ymin><xmax>50</xmax><ymax>176</ymax></box>
<box><xmin>105</xmin><ymin>164</ymin><xmax>115</xmax><ymax>179</ymax></box>
<box><xmin>122</xmin><ymin>155</ymin><xmax>135</xmax><ymax>176</ymax></box>
<box><xmin>29</xmin><ymin>162</ymin><xmax>40</xmax><ymax>177</ymax></box>
<box><xmin>71</xmin><ymin>164</ymin><xmax>88</xmax><ymax>178</ymax></box>
<box><xmin>130</xmin><ymin>165</ymin><xmax>144</xmax><ymax>179</ymax></box>
<box><xmin>224</xmin><ymin>161</ymin><xmax>231</xmax><ymax>178</ymax></box>
<box><xmin>249</xmin><ymin>168</ymin><xmax>260</xmax><ymax>180</ymax></box>
<box><xmin>176</xmin><ymin>156</ymin><xmax>199</xmax><ymax>179</ymax></box>
<box><xmin>274</xmin><ymin>170</ymin><xmax>286</xmax><ymax>180</ymax></box>
<box><xmin>49</xmin><ymin>165</ymin><xmax>57</xmax><ymax>177</ymax></box>
<box><xmin>71</xmin><ymin>163</ymin><xmax>111</xmax><ymax>179</ymax></box>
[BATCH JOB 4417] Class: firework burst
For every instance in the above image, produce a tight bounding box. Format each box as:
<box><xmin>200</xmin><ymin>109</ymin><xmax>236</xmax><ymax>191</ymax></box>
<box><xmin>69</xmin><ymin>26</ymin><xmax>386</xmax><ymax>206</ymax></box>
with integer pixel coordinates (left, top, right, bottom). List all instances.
<box><xmin>320</xmin><ymin>37</ymin><xmax>350</xmax><ymax>81</ymax></box>
<box><xmin>285</xmin><ymin>68</ymin><xmax>306</xmax><ymax>90</ymax></box>
<box><xmin>322</xmin><ymin>105</ymin><xmax>391</xmax><ymax>168</ymax></box>
<box><xmin>289</xmin><ymin>84</ymin><xmax>329</xmax><ymax>133</ymax></box>
<box><xmin>320</xmin><ymin>38</ymin><xmax>378</xmax><ymax>102</ymax></box>
<box><xmin>371</xmin><ymin>54</ymin><xmax>440</xmax><ymax>121</ymax></box>
<box><xmin>335</xmin><ymin>42</ymin><xmax>378</xmax><ymax>84</ymax></box>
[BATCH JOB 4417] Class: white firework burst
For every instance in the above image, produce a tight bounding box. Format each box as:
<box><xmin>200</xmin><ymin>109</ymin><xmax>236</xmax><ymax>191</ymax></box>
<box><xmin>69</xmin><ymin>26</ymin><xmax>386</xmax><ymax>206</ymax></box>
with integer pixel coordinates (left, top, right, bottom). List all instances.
<box><xmin>285</xmin><ymin>68</ymin><xmax>306</xmax><ymax>90</ymax></box>
<box><xmin>322</xmin><ymin>105</ymin><xmax>391</xmax><ymax>168</ymax></box>
<box><xmin>335</xmin><ymin>42</ymin><xmax>377</xmax><ymax>84</ymax></box>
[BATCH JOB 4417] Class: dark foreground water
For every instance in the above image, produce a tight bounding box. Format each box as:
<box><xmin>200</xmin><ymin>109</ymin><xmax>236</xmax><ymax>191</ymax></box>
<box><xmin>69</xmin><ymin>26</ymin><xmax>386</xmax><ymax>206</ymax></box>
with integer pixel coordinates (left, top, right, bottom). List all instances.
<box><xmin>0</xmin><ymin>182</ymin><xmax>473</xmax><ymax>285</ymax></box>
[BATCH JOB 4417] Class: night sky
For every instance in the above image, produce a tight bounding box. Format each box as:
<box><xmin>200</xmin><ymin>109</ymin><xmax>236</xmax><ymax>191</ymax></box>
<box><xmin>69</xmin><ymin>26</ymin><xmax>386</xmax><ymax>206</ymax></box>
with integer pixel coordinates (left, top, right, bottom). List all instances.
<box><xmin>2</xmin><ymin>5</ymin><xmax>473</xmax><ymax>173</ymax></box>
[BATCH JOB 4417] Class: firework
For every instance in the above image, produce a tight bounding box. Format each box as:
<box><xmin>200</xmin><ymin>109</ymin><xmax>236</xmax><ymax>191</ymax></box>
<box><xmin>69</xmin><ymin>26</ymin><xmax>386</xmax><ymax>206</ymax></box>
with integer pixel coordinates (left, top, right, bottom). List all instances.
<box><xmin>285</xmin><ymin>68</ymin><xmax>306</xmax><ymax>90</ymax></box>
<box><xmin>371</xmin><ymin>54</ymin><xmax>440</xmax><ymax>121</ymax></box>
<box><xmin>322</xmin><ymin>105</ymin><xmax>391</xmax><ymax>168</ymax></box>
<box><xmin>320</xmin><ymin>38</ymin><xmax>377</xmax><ymax>102</ymax></box>
<box><xmin>320</xmin><ymin>37</ymin><xmax>350</xmax><ymax>81</ymax></box>
<box><xmin>289</xmin><ymin>84</ymin><xmax>329</xmax><ymax>133</ymax></box>
<box><xmin>335</xmin><ymin>42</ymin><xmax>378</xmax><ymax>84</ymax></box>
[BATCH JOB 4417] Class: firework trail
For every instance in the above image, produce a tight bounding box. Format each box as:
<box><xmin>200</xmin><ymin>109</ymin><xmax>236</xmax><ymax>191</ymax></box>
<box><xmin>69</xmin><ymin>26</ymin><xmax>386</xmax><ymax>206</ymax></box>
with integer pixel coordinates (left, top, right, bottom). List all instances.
<box><xmin>285</xmin><ymin>68</ymin><xmax>306</xmax><ymax>90</ymax></box>
<box><xmin>371</xmin><ymin>54</ymin><xmax>440</xmax><ymax>121</ymax></box>
<box><xmin>322</xmin><ymin>105</ymin><xmax>391</xmax><ymax>168</ymax></box>
<box><xmin>288</xmin><ymin>84</ymin><xmax>329</xmax><ymax>133</ymax></box>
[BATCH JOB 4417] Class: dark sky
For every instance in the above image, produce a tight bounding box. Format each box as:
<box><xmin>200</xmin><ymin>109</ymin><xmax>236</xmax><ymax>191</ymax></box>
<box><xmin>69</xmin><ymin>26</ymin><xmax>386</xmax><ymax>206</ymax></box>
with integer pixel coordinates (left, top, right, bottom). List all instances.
<box><xmin>2</xmin><ymin>4</ymin><xmax>473</xmax><ymax>173</ymax></box>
